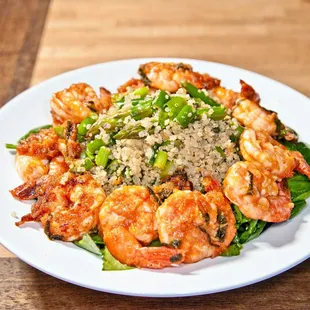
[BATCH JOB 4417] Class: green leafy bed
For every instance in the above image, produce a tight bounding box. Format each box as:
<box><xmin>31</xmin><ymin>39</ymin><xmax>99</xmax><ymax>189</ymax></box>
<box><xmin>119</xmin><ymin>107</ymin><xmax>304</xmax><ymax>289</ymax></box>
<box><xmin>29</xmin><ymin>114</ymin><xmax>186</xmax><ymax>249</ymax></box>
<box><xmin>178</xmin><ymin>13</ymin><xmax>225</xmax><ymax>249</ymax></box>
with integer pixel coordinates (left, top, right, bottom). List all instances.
<box><xmin>75</xmin><ymin>140</ymin><xmax>310</xmax><ymax>268</ymax></box>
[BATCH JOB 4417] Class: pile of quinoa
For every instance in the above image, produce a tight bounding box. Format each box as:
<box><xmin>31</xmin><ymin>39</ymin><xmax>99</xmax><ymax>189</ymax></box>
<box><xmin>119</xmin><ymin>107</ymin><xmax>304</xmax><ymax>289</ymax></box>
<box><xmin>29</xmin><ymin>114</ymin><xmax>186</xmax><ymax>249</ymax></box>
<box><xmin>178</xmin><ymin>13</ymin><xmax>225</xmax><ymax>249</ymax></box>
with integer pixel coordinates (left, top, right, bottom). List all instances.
<box><xmin>84</xmin><ymin>88</ymin><xmax>241</xmax><ymax>194</ymax></box>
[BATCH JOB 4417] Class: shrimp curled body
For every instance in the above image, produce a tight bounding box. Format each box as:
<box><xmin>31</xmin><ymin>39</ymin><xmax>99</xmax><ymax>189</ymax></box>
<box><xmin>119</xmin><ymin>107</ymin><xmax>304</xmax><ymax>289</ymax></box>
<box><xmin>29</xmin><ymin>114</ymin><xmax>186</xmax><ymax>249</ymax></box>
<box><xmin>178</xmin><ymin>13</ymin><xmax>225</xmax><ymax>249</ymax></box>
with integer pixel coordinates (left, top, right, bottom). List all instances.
<box><xmin>156</xmin><ymin>190</ymin><xmax>236</xmax><ymax>263</ymax></box>
<box><xmin>99</xmin><ymin>186</ymin><xmax>184</xmax><ymax>268</ymax></box>
<box><xmin>223</xmin><ymin>161</ymin><xmax>294</xmax><ymax>222</ymax></box>
<box><xmin>12</xmin><ymin>172</ymin><xmax>106</xmax><ymax>241</ymax></box>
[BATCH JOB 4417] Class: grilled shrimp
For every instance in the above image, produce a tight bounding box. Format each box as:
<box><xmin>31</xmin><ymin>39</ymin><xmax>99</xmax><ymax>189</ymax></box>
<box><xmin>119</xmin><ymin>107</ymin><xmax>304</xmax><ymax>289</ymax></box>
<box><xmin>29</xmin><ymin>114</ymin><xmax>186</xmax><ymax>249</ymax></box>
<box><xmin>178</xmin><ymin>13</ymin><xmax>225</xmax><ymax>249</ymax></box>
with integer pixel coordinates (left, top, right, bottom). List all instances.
<box><xmin>51</xmin><ymin>83</ymin><xmax>103</xmax><ymax>125</ymax></box>
<box><xmin>240</xmin><ymin>129</ymin><xmax>310</xmax><ymax>179</ymax></box>
<box><xmin>99</xmin><ymin>186</ymin><xmax>183</xmax><ymax>268</ymax></box>
<box><xmin>138</xmin><ymin>62</ymin><xmax>220</xmax><ymax>93</ymax></box>
<box><xmin>233</xmin><ymin>99</ymin><xmax>277</xmax><ymax>135</ymax></box>
<box><xmin>99</xmin><ymin>87</ymin><xmax>112</xmax><ymax>110</ymax></box>
<box><xmin>12</xmin><ymin>172</ymin><xmax>106</xmax><ymax>241</ymax></box>
<box><xmin>223</xmin><ymin>161</ymin><xmax>294</xmax><ymax>222</ymax></box>
<box><xmin>156</xmin><ymin>190</ymin><xmax>236</xmax><ymax>263</ymax></box>
<box><xmin>15</xmin><ymin>128</ymin><xmax>63</xmax><ymax>182</ymax></box>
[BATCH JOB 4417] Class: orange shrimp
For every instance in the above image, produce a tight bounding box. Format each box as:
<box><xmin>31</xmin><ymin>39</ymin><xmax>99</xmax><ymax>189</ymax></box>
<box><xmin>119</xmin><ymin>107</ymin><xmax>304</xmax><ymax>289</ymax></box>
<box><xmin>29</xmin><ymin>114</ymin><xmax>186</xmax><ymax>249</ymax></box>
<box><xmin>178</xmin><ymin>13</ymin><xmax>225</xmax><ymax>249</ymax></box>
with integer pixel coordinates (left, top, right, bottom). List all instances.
<box><xmin>99</xmin><ymin>186</ymin><xmax>183</xmax><ymax>268</ymax></box>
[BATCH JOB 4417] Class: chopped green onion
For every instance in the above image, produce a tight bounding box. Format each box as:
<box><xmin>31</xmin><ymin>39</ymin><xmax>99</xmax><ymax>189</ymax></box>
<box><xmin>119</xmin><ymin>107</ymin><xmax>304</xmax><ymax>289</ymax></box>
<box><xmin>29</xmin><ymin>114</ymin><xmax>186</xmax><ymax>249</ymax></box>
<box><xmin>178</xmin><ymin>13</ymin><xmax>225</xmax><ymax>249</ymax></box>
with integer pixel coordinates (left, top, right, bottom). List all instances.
<box><xmin>95</xmin><ymin>146</ymin><xmax>111</xmax><ymax>168</ymax></box>
<box><xmin>153</xmin><ymin>151</ymin><xmax>168</xmax><ymax>169</ymax></box>
<box><xmin>5</xmin><ymin>143</ymin><xmax>17</xmax><ymax>150</ymax></box>
<box><xmin>175</xmin><ymin>105</ymin><xmax>196</xmax><ymax>128</ymax></box>
<box><xmin>133</xmin><ymin>86</ymin><xmax>149</xmax><ymax>97</ymax></box>
<box><xmin>87</xmin><ymin>139</ymin><xmax>105</xmax><ymax>154</ymax></box>
<box><xmin>153</xmin><ymin>90</ymin><xmax>169</xmax><ymax>109</ymax></box>
<box><xmin>182</xmin><ymin>81</ymin><xmax>219</xmax><ymax>107</ymax></box>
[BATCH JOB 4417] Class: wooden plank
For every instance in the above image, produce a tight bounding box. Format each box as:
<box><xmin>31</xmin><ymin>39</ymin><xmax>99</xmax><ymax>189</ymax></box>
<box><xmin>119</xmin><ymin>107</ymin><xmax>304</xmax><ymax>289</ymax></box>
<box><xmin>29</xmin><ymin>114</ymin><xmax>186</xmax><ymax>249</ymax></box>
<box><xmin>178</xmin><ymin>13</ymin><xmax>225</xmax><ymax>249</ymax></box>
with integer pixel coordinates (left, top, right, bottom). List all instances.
<box><xmin>0</xmin><ymin>257</ymin><xmax>309</xmax><ymax>309</ymax></box>
<box><xmin>31</xmin><ymin>0</ymin><xmax>310</xmax><ymax>97</ymax></box>
<box><xmin>0</xmin><ymin>0</ymin><xmax>50</xmax><ymax>107</ymax></box>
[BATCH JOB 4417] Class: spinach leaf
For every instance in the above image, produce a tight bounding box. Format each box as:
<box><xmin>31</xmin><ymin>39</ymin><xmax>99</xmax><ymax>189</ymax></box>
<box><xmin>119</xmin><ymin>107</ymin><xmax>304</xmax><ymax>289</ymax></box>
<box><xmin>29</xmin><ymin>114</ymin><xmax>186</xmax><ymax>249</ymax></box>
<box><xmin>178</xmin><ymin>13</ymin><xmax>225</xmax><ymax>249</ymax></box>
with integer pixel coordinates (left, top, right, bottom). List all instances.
<box><xmin>220</xmin><ymin>243</ymin><xmax>243</xmax><ymax>257</ymax></box>
<box><xmin>102</xmin><ymin>247</ymin><xmax>134</xmax><ymax>271</ymax></box>
<box><xmin>74</xmin><ymin>234</ymin><xmax>102</xmax><ymax>256</ymax></box>
<box><xmin>281</xmin><ymin>140</ymin><xmax>310</xmax><ymax>165</ymax></box>
<box><xmin>290</xmin><ymin>200</ymin><xmax>307</xmax><ymax>219</ymax></box>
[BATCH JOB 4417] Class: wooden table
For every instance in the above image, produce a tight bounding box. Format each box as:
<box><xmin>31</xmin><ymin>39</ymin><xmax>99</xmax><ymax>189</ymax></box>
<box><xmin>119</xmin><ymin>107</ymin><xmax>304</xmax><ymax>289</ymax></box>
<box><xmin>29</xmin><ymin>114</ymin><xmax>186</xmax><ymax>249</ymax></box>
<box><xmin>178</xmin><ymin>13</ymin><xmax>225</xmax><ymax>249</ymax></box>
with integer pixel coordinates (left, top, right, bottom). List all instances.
<box><xmin>1</xmin><ymin>0</ymin><xmax>309</xmax><ymax>308</ymax></box>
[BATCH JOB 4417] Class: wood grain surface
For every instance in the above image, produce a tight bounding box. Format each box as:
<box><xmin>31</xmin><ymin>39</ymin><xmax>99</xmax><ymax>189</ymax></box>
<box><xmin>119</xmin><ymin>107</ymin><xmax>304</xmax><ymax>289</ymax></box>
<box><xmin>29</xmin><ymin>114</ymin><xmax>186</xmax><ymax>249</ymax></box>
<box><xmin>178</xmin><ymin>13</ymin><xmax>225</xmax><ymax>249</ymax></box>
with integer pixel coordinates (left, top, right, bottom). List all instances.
<box><xmin>1</xmin><ymin>0</ymin><xmax>310</xmax><ymax>308</ymax></box>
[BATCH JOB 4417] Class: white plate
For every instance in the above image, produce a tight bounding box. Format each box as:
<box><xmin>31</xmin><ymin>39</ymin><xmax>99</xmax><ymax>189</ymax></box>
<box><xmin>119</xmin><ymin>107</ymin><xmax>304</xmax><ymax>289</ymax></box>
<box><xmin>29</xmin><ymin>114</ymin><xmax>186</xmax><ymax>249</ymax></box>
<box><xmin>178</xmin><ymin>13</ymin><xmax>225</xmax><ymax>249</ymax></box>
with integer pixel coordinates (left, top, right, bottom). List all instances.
<box><xmin>0</xmin><ymin>58</ymin><xmax>309</xmax><ymax>297</ymax></box>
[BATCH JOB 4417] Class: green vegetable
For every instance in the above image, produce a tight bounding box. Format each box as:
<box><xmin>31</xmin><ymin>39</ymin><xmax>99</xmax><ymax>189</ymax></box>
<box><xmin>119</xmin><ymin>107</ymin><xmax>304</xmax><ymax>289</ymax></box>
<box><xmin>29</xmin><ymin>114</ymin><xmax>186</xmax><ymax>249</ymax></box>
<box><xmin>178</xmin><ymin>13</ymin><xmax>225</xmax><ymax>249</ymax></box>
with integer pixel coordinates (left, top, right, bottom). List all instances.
<box><xmin>160</xmin><ymin>160</ymin><xmax>175</xmax><ymax>179</ymax></box>
<box><xmin>153</xmin><ymin>150</ymin><xmax>168</xmax><ymax>169</ymax></box>
<box><xmin>111</xmin><ymin>93</ymin><xmax>125</xmax><ymax>108</ymax></box>
<box><xmin>107</xmin><ymin>159</ymin><xmax>119</xmax><ymax>172</ymax></box>
<box><xmin>166</xmin><ymin>97</ymin><xmax>186</xmax><ymax>119</ymax></box>
<box><xmin>220</xmin><ymin>243</ymin><xmax>243</xmax><ymax>256</ymax></box>
<box><xmin>197</xmin><ymin>106</ymin><xmax>227</xmax><ymax>121</ymax></box>
<box><xmin>87</xmin><ymin>139</ymin><xmax>105</xmax><ymax>154</ymax></box>
<box><xmin>281</xmin><ymin>141</ymin><xmax>310</xmax><ymax>165</ymax></box>
<box><xmin>95</xmin><ymin>146</ymin><xmax>111</xmax><ymax>168</ymax></box>
<box><xmin>215</xmin><ymin>146</ymin><xmax>226</xmax><ymax>158</ymax></box>
<box><xmin>288</xmin><ymin>173</ymin><xmax>310</xmax><ymax>202</ymax></box>
<box><xmin>153</xmin><ymin>90</ymin><xmax>169</xmax><ymax>109</ymax></box>
<box><xmin>133</xmin><ymin>86</ymin><xmax>149</xmax><ymax>97</ymax></box>
<box><xmin>175</xmin><ymin>105</ymin><xmax>196</xmax><ymax>128</ymax></box>
<box><xmin>158</xmin><ymin>110</ymin><xmax>170</xmax><ymax>128</ymax></box>
<box><xmin>77</xmin><ymin>115</ymin><xmax>97</xmax><ymax>136</ymax></box>
<box><xmin>130</xmin><ymin>101</ymin><xmax>153</xmax><ymax>120</ymax></box>
<box><xmin>290</xmin><ymin>200</ymin><xmax>307</xmax><ymax>219</ymax></box>
<box><xmin>113</xmin><ymin>125</ymin><xmax>145</xmax><ymax>140</ymax></box>
<box><xmin>74</xmin><ymin>234</ymin><xmax>102</xmax><ymax>256</ymax></box>
<box><xmin>148</xmin><ymin>239</ymin><xmax>163</xmax><ymax>247</ymax></box>
<box><xmin>102</xmin><ymin>247</ymin><xmax>134</xmax><ymax>271</ymax></box>
<box><xmin>18</xmin><ymin>124</ymin><xmax>52</xmax><ymax>142</ymax></box>
<box><xmin>54</xmin><ymin>126</ymin><xmax>65</xmax><ymax>138</ymax></box>
<box><xmin>181</xmin><ymin>81</ymin><xmax>219</xmax><ymax>107</ymax></box>
<box><xmin>90</xmin><ymin>233</ymin><xmax>105</xmax><ymax>245</ymax></box>
<box><xmin>82</xmin><ymin>158</ymin><xmax>94</xmax><ymax>171</ymax></box>
<box><xmin>5</xmin><ymin>143</ymin><xmax>17</xmax><ymax>150</ymax></box>
<box><xmin>230</xmin><ymin>125</ymin><xmax>244</xmax><ymax>143</ymax></box>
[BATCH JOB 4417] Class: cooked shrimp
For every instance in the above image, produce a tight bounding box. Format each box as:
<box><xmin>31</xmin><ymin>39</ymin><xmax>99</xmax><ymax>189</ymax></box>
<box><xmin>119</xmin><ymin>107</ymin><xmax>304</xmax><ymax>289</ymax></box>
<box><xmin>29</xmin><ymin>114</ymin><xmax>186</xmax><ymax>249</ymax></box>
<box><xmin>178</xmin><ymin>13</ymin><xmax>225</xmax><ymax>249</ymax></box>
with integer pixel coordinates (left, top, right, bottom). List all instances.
<box><xmin>138</xmin><ymin>62</ymin><xmax>220</xmax><ymax>93</ymax></box>
<box><xmin>99</xmin><ymin>186</ymin><xmax>183</xmax><ymax>268</ymax></box>
<box><xmin>51</xmin><ymin>83</ymin><xmax>103</xmax><ymax>125</ymax></box>
<box><xmin>99</xmin><ymin>87</ymin><xmax>112</xmax><ymax>110</ymax></box>
<box><xmin>223</xmin><ymin>161</ymin><xmax>294</xmax><ymax>222</ymax></box>
<box><xmin>240</xmin><ymin>129</ymin><xmax>296</xmax><ymax>179</ymax></box>
<box><xmin>239</xmin><ymin>80</ymin><xmax>260</xmax><ymax>104</ymax></box>
<box><xmin>208</xmin><ymin>87</ymin><xmax>239</xmax><ymax>110</ymax></box>
<box><xmin>233</xmin><ymin>99</ymin><xmax>277</xmax><ymax>135</ymax></box>
<box><xmin>15</xmin><ymin>128</ymin><xmax>62</xmax><ymax>181</ymax></box>
<box><xmin>12</xmin><ymin>172</ymin><xmax>106</xmax><ymax>241</ymax></box>
<box><xmin>240</xmin><ymin>129</ymin><xmax>310</xmax><ymax>179</ymax></box>
<box><xmin>156</xmin><ymin>190</ymin><xmax>235</xmax><ymax>263</ymax></box>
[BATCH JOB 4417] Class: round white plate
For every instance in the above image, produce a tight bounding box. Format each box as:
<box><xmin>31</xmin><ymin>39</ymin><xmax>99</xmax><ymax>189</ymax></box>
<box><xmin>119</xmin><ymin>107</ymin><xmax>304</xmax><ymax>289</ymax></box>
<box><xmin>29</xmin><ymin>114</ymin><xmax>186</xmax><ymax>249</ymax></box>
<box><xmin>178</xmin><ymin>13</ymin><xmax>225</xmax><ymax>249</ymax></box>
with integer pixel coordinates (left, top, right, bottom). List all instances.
<box><xmin>0</xmin><ymin>58</ymin><xmax>309</xmax><ymax>297</ymax></box>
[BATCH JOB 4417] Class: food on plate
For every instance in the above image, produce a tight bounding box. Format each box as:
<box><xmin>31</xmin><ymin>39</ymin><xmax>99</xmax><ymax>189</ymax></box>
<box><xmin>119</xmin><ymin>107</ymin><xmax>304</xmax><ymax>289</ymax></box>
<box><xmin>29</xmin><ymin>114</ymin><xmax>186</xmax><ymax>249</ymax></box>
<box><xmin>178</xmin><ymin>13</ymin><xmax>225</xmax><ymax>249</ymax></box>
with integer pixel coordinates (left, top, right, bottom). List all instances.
<box><xmin>6</xmin><ymin>61</ymin><xmax>310</xmax><ymax>270</ymax></box>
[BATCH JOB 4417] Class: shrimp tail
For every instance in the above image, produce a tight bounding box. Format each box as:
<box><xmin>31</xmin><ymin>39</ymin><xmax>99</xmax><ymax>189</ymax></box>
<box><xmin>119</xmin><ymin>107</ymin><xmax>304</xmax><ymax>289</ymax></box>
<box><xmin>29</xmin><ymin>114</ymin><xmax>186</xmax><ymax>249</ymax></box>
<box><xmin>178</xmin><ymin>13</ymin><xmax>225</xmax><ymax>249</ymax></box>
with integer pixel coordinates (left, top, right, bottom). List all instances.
<box><xmin>292</xmin><ymin>151</ymin><xmax>310</xmax><ymax>178</ymax></box>
<box><xmin>105</xmin><ymin>226</ymin><xmax>183</xmax><ymax>269</ymax></box>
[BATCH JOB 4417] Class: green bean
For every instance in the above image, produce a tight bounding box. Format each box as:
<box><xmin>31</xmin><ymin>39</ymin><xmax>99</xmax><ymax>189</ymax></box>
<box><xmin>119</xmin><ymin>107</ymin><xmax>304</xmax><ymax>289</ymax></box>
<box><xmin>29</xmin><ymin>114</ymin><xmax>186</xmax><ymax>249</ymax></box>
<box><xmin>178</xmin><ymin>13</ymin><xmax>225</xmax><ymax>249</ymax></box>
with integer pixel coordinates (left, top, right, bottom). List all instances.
<box><xmin>181</xmin><ymin>81</ymin><xmax>219</xmax><ymax>107</ymax></box>
<box><xmin>153</xmin><ymin>151</ymin><xmax>168</xmax><ymax>169</ymax></box>
<box><xmin>86</xmin><ymin>150</ymin><xmax>95</xmax><ymax>160</ymax></box>
<box><xmin>82</xmin><ymin>158</ymin><xmax>95</xmax><ymax>171</ymax></box>
<box><xmin>166</xmin><ymin>97</ymin><xmax>186</xmax><ymax>119</ymax></box>
<box><xmin>197</xmin><ymin>106</ymin><xmax>227</xmax><ymax>121</ymax></box>
<box><xmin>133</xmin><ymin>86</ymin><xmax>149</xmax><ymax>97</ymax></box>
<box><xmin>87</xmin><ymin>139</ymin><xmax>105</xmax><ymax>154</ymax></box>
<box><xmin>95</xmin><ymin>146</ymin><xmax>111</xmax><ymax>168</ymax></box>
<box><xmin>18</xmin><ymin>124</ymin><xmax>52</xmax><ymax>142</ymax></box>
<box><xmin>153</xmin><ymin>90</ymin><xmax>169</xmax><ymax>109</ymax></box>
<box><xmin>113</xmin><ymin>125</ymin><xmax>145</xmax><ymax>140</ymax></box>
<box><xmin>175</xmin><ymin>105</ymin><xmax>196</xmax><ymax>128</ymax></box>
<box><xmin>5</xmin><ymin>143</ymin><xmax>17</xmax><ymax>150</ymax></box>
<box><xmin>130</xmin><ymin>101</ymin><xmax>153</xmax><ymax>120</ymax></box>
<box><xmin>77</xmin><ymin>115</ymin><xmax>97</xmax><ymax>136</ymax></box>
